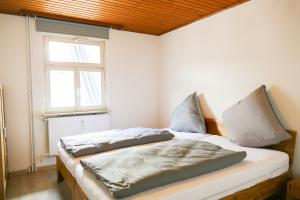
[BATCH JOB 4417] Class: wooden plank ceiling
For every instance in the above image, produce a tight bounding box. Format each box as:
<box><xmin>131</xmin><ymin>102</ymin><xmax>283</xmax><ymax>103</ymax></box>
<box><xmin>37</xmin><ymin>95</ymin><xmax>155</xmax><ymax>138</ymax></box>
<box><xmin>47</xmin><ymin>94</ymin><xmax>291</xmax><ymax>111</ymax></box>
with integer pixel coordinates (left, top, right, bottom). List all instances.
<box><xmin>0</xmin><ymin>0</ymin><xmax>248</xmax><ymax>35</ymax></box>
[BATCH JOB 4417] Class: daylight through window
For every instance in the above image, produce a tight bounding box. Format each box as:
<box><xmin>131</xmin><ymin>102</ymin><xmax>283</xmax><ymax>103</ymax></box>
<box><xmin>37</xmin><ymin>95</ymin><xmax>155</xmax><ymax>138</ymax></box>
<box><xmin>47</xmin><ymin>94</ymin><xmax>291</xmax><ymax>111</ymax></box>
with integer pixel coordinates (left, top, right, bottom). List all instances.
<box><xmin>45</xmin><ymin>37</ymin><xmax>106</xmax><ymax>112</ymax></box>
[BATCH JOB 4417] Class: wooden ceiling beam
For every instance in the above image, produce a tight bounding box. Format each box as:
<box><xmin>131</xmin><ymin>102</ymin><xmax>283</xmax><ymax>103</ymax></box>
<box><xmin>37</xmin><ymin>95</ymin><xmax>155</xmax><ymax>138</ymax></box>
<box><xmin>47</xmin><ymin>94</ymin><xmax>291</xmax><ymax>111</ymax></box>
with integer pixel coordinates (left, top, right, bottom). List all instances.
<box><xmin>4</xmin><ymin>0</ymin><xmax>200</xmax><ymax>23</ymax></box>
<box><xmin>0</xmin><ymin>0</ymin><xmax>249</xmax><ymax>35</ymax></box>
<box><xmin>158</xmin><ymin>0</ymin><xmax>249</xmax><ymax>35</ymax></box>
<box><xmin>2</xmin><ymin>2</ymin><xmax>194</xmax><ymax>29</ymax></box>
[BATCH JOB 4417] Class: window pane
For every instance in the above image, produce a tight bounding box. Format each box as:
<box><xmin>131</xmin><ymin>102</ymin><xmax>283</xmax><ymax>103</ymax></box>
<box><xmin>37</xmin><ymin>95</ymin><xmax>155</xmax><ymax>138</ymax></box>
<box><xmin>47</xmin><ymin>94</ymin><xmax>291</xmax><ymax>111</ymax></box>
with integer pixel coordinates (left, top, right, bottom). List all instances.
<box><xmin>80</xmin><ymin>71</ymin><xmax>102</xmax><ymax>107</ymax></box>
<box><xmin>48</xmin><ymin>41</ymin><xmax>101</xmax><ymax>64</ymax></box>
<box><xmin>50</xmin><ymin>70</ymin><xmax>75</xmax><ymax>108</ymax></box>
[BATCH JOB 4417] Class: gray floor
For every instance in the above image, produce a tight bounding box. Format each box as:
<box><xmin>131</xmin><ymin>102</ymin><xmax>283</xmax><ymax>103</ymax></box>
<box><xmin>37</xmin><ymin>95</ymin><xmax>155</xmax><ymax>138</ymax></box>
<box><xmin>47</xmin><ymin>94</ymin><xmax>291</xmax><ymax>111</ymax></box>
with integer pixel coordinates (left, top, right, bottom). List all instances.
<box><xmin>6</xmin><ymin>168</ymin><xmax>72</xmax><ymax>200</ymax></box>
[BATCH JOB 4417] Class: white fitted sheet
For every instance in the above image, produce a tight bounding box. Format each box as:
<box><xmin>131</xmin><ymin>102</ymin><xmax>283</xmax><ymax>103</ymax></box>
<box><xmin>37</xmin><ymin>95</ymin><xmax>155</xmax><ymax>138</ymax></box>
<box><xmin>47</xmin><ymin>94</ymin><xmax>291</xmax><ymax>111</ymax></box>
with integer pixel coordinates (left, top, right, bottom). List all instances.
<box><xmin>58</xmin><ymin>132</ymin><xmax>289</xmax><ymax>200</ymax></box>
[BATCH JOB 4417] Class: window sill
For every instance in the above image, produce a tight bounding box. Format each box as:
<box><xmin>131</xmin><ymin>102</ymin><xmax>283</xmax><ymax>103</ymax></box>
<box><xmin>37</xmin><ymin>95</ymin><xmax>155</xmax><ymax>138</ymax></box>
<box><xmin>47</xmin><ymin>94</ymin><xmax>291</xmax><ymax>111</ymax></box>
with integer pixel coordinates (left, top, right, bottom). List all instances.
<box><xmin>43</xmin><ymin>109</ymin><xmax>110</xmax><ymax>119</ymax></box>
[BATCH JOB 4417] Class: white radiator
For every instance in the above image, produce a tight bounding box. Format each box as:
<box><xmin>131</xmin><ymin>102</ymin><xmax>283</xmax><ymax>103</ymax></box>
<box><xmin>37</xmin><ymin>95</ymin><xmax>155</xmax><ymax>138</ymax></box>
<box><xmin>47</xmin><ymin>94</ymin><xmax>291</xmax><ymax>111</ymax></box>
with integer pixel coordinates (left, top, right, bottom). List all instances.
<box><xmin>47</xmin><ymin>114</ymin><xmax>110</xmax><ymax>155</ymax></box>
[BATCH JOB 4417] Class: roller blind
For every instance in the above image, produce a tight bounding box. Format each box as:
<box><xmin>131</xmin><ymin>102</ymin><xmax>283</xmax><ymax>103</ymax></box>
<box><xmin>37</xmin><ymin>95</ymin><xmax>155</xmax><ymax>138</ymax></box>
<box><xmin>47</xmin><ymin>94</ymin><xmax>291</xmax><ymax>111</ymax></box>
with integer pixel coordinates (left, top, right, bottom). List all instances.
<box><xmin>36</xmin><ymin>18</ymin><xmax>109</xmax><ymax>39</ymax></box>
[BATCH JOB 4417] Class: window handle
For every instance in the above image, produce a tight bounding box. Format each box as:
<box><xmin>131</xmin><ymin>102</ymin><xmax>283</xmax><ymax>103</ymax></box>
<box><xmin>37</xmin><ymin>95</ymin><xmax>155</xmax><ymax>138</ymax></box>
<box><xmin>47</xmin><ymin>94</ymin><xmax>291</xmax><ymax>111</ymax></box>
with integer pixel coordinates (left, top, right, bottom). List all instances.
<box><xmin>3</xmin><ymin>127</ymin><xmax>7</xmax><ymax>138</ymax></box>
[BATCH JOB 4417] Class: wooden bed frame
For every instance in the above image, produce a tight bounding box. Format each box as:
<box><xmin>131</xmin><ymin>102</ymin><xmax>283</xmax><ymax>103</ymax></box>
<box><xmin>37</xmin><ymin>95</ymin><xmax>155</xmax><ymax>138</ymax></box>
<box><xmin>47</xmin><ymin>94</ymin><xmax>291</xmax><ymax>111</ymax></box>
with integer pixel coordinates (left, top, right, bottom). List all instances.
<box><xmin>57</xmin><ymin>118</ymin><xmax>297</xmax><ymax>200</ymax></box>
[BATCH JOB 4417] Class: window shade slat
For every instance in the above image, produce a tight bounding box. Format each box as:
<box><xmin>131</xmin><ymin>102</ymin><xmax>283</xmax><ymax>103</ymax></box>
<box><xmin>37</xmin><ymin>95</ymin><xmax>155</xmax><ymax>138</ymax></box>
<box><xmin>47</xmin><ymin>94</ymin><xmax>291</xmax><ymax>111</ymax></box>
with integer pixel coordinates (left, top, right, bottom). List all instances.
<box><xmin>36</xmin><ymin>18</ymin><xmax>109</xmax><ymax>39</ymax></box>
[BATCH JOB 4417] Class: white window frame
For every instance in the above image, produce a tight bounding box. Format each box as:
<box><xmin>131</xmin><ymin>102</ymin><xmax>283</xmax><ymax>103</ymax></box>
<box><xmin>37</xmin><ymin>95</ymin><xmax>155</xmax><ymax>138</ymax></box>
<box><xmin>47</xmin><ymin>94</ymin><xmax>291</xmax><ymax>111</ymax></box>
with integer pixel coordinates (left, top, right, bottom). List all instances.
<box><xmin>44</xmin><ymin>36</ymin><xmax>107</xmax><ymax>113</ymax></box>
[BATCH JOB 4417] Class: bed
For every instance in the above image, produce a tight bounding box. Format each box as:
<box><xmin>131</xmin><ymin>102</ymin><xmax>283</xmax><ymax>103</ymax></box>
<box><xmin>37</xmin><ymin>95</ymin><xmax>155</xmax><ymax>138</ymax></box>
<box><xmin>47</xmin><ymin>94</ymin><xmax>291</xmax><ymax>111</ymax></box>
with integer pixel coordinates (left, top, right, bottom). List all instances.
<box><xmin>56</xmin><ymin>118</ymin><xmax>297</xmax><ymax>200</ymax></box>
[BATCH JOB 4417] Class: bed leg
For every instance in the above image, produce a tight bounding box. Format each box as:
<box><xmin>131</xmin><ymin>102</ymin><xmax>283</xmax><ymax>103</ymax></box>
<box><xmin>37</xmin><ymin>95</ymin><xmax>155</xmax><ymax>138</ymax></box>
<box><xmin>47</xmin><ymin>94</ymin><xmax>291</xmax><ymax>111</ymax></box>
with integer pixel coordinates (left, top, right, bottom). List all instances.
<box><xmin>57</xmin><ymin>169</ymin><xmax>64</xmax><ymax>183</ymax></box>
<box><xmin>72</xmin><ymin>184</ymin><xmax>82</xmax><ymax>200</ymax></box>
<box><xmin>287</xmin><ymin>182</ymin><xmax>292</xmax><ymax>200</ymax></box>
<box><xmin>72</xmin><ymin>189</ymin><xmax>77</xmax><ymax>200</ymax></box>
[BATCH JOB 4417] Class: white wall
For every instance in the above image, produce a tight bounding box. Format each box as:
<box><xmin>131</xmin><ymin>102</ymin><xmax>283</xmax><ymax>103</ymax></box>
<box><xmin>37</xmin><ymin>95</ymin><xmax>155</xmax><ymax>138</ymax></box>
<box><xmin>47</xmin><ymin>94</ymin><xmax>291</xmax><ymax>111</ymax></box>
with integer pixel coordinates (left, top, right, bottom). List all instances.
<box><xmin>107</xmin><ymin>30</ymin><xmax>159</xmax><ymax>129</ymax></box>
<box><xmin>0</xmin><ymin>15</ymin><xmax>32</xmax><ymax>172</ymax></box>
<box><xmin>0</xmin><ymin>14</ymin><xmax>160</xmax><ymax>171</ymax></box>
<box><xmin>158</xmin><ymin>0</ymin><xmax>300</xmax><ymax>176</ymax></box>
<box><xmin>1</xmin><ymin>0</ymin><xmax>300</xmax><ymax>177</ymax></box>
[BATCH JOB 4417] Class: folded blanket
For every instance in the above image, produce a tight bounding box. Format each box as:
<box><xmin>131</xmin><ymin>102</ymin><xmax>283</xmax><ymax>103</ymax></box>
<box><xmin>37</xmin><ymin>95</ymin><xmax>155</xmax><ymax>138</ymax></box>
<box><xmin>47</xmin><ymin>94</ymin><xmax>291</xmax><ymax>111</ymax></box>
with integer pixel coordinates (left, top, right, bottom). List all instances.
<box><xmin>60</xmin><ymin>128</ymin><xmax>174</xmax><ymax>157</ymax></box>
<box><xmin>81</xmin><ymin>139</ymin><xmax>247</xmax><ymax>199</ymax></box>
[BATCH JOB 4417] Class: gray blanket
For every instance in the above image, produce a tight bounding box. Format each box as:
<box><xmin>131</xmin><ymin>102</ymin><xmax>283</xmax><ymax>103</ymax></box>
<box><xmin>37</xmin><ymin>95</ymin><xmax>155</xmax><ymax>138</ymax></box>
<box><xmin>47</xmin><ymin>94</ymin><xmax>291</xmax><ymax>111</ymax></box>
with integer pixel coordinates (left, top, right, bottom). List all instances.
<box><xmin>60</xmin><ymin>128</ymin><xmax>174</xmax><ymax>157</ymax></box>
<box><xmin>80</xmin><ymin>139</ymin><xmax>247</xmax><ymax>199</ymax></box>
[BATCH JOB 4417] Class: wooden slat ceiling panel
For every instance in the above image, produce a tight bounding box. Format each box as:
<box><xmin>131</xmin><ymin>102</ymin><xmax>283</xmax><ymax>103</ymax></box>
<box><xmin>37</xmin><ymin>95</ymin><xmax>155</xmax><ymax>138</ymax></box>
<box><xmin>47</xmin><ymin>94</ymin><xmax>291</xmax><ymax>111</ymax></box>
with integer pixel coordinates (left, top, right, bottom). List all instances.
<box><xmin>0</xmin><ymin>0</ymin><xmax>248</xmax><ymax>35</ymax></box>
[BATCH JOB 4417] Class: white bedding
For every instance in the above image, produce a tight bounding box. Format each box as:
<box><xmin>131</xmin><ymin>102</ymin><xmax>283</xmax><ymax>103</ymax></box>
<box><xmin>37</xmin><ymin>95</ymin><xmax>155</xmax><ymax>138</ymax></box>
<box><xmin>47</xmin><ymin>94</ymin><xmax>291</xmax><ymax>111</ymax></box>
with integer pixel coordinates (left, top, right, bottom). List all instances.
<box><xmin>57</xmin><ymin>130</ymin><xmax>289</xmax><ymax>200</ymax></box>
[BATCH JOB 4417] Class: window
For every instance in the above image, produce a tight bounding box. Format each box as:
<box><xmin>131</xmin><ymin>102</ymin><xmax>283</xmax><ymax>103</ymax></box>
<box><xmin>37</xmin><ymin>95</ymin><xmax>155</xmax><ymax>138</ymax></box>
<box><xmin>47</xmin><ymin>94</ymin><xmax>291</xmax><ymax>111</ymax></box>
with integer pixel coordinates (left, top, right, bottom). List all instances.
<box><xmin>45</xmin><ymin>37</ymin><xmax>106</xmax><ymax>112</ymax></box>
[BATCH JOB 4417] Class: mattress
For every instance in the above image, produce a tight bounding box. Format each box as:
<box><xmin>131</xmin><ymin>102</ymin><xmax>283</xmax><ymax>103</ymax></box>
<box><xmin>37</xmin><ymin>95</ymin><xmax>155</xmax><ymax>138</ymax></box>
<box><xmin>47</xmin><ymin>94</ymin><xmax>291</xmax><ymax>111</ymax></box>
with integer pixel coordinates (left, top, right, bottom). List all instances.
<box><xmin>58</xmin><ymin>131</ymin><xmax>289</xmax><ymax>200</ymax></box>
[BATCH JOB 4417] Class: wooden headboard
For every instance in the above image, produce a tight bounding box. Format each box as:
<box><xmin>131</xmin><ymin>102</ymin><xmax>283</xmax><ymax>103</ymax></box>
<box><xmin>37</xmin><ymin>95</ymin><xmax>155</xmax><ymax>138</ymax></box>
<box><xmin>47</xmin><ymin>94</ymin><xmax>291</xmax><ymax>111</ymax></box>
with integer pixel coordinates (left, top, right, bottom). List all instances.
<box><xmin>204</xmin><ymin>118</ymin><xmax>297</xmax><ymax>167</ymax></box>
